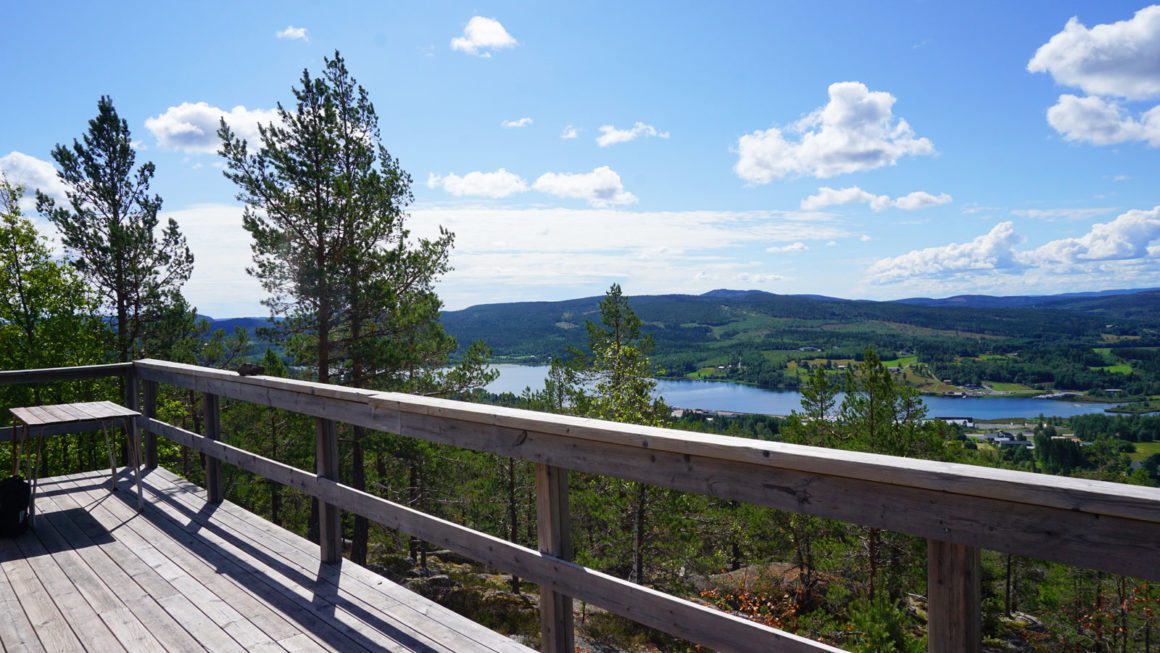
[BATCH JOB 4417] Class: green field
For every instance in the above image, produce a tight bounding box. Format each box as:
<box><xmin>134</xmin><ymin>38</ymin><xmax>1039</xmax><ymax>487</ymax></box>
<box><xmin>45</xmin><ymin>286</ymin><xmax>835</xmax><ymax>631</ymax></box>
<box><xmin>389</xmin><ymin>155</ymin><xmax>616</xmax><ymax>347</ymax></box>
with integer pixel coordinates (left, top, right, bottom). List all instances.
<box><xmin>1129</xmin><ymin>441</ymin><xmax>1160</xmax><ymax>462</ymax></box>
<box><xmin>882</xmin><ymin>355</ymin><xmax>917</xmax><ymax>368</ymax></box>
<box><xmin>1092</xmin><ymin>363</ymin><xmax>1132</xmax><ymax>374</ymax></box>
<box><xmin>984</xmin><ymin>381</ymin><xmax>1038</xmax><ymax>393</ymax></box>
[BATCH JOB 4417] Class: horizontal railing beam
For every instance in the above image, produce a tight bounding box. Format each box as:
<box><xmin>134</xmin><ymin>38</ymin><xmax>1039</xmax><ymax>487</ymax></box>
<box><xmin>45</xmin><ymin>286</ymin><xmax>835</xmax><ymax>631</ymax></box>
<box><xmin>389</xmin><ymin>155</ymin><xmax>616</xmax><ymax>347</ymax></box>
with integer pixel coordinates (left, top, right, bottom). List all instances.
<box><xmin>134</xmin><ymin>358</ymin><xmax>1160</xmax><ymax>523</ymax></box>
<box><xmin>0</xmin><ymin>363</ymin><xmax>132</xmax><ymax>385</ymax></box>
<box><xmin>144</xmin><ymin>416</ymin><xmax>837</xmax><ymax>653</ymax></box>
<box><xmin>133</xmin><ymin>359</ymin><xmax>1160</xmax><ymax>581</ymax></box>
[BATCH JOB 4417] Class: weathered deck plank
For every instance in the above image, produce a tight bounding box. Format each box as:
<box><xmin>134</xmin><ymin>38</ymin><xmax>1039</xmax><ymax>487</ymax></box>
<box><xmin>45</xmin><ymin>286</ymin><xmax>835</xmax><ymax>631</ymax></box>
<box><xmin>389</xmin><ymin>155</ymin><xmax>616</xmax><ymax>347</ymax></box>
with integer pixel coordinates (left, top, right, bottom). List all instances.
<box><xmin>0</xmin><ymin>469</ymin><xmax>531</xmax><ymax>653</ymax></box>
<box><xmin>3</xmin><ymin>499</ymin><xmax>126</xmax><ymax>653</ymax></box>
<box><xmin>0</xmin><ymin>550</ymin><xmax>46</xmax><ymax>653</ymax></box>
<box><xmin>1</xmin><ymin>545</ymin><xmax>88</xmax><ymax>653</ymax></box>
<box><xmin>15</xmin><ymin>496</ymin><xmax>163</xmax><ymax>651</ymax></box>
<box><xmin>147</xmin><ymin>468</ymin><xmax>533</xmax><ymax>653</ymax></box>
<box><xmin>132</xmin><ymin>471</ymin><xmax>475</xmax><ymax>653</ymax></box>
<box><xmin>56</xmin><ymin>473</ymin><xmax>350</xmax><ymax>653</ymax></box>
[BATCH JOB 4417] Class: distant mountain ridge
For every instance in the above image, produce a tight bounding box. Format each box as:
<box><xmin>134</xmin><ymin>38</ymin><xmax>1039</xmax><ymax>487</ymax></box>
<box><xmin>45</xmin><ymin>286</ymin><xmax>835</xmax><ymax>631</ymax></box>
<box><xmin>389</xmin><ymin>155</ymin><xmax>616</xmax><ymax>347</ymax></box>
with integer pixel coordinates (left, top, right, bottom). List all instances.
<box><xmin>198</xmin><ymin>287</ymin><xmax>1160</xmax><ymax>357</ymax></box>
<box><xmin>895</xmin><ymin>287</ymin><xmax>1160</xmax><ymax>309</ymax></box>
<box><xmin>436</xmin><ymin>286</ymin><xmax>1160</xmax><ymax>362</ymax></box>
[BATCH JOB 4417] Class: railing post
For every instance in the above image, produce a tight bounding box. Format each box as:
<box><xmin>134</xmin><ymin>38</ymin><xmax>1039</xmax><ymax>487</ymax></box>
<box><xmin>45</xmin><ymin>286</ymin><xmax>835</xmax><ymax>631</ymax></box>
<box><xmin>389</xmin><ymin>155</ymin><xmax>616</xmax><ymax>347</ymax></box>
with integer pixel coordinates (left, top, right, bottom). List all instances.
<box><xmin>142</xmin><ymin>379</ymin><xmax>157</xmax><ymax>469</ymax></box>
<box><xmin>317</xmin><ymin>417</ymin><xmax>341</xmax><ymax>564</ymax></box>
<box><xmin>204</xmin><ymin>393</ymin><xmax>223</xmax><ymax>503</ymax></box>
<box><xmin>927</xmin><ymin>539</ymin><xmax>981</xmax><ymax>653</ymax></box>
<box><xmin>535</xmin><ymin>463</ymin><xmax>573</xmax><ymax>653</ymax></box>
<box><xmin>124</xmin><ymin>371</ymin><xmax>144</xmax><ymax>510</ymax></box>
<box><xmin>121</xmin><ymin>371</ymin><xmax>137</xmax><ymax>466</ymax></box>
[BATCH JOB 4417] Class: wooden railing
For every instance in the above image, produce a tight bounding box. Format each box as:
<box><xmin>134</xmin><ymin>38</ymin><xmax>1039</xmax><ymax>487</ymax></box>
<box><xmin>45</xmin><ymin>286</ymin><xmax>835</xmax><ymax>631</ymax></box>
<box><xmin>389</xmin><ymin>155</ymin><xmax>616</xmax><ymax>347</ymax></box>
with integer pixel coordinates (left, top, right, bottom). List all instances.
<box><xmin>3</xmin><ymin>359</ymin><xmax>1160</xmax><ymax>653</ymax></box>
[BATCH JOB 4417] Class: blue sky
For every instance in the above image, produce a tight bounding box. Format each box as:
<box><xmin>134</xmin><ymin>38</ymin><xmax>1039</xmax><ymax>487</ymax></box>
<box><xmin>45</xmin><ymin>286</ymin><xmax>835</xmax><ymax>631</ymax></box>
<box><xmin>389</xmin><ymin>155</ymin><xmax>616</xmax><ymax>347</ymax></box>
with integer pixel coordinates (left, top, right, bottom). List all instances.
<box><xmin>2</xmin><ymin>1</ymin><xmax>1159</xmax><ymax>316</ymax></box>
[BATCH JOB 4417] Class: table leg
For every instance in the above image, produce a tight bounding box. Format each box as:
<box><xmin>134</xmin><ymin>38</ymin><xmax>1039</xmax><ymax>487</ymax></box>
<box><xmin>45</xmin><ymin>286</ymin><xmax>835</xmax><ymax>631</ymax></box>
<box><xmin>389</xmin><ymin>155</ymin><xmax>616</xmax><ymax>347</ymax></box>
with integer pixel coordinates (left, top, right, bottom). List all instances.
<box><xmin>105</xmin><ymin>422</ymin><xmax>116</xmax><ymax>493</ymax></box>
<box><xmin>30</xmin><ymin>426</ymin><xmax>43</xmax><ymax>529</ymax></box>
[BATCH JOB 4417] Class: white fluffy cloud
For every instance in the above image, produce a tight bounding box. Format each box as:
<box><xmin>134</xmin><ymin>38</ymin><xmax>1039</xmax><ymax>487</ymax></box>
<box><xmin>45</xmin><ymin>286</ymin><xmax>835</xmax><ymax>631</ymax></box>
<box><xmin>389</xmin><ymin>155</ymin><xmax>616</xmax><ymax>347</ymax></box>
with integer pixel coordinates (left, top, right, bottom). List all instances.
<box><xmin>766</xmin><ymin>242</ymin><xmax>808</xmax><ymax>253</ymax></box>
<box><xmin>596</xmin><ymin>122</ymin><xmax>670</xmax><ymax>147</ymax></box>
<box><xmin>451</xmin><ymin>16</ymin><xmax>517</xmax><ymax>57</ymax></box>
<box><xmin>424</xmin><ymin>166</ymin><xmax>638</xmax><ymax>205</ymax></box>
<box><xmin>164</xmin><ymin>204</ymin><xmax>265</xmax><ymax>316</ymax></box>
<box><xmin>275</xmin><ymin>26</ymin><xmax>308</xmax><ymax>41</ymax></box>
<box><xmin>1028</xmin><ymin>206</ymin><xmax>1160</xmax><ymax>265</ymax></box>
<box><xmin>734</xmin><ymin>82</ymin><xmax>935</xmax><ymax>182</ymax></box>
<box><xmin>426</xmin><ymin>169</ymin><xmax>528</xmax><ymax>198</ymax></box>
<box><xmin>0</xmin><ymin>152</ymin><xmax>67</xmax><ymax>206</ymax></box>
<box><xmin>867</xmin><ymin>222</ymin><xmax>1024</xmax><ymax>283</ymax></box>
<box><xmin>1044</xmin><ymin>94</ymin><xmax>1160</xmax><ymax>146</ymax></box>
<box><xmin>532</xmin><ymin>166</ymin><xmax>638</xmax><ymax>207</ymax></box>
<box><xmin>868</xmin><ymin>205</ymin><xmax>1160</xmax><ymax>284</ymax></box>
<box><xmin>893</xmin><ymin>191</ymin><xmax>953</xmax><ymax>211</ymax></box>
<box><xmin>406</xmin><ymin>207</ymin><xmax>846</xmax><ymax>309</ymax></box>
<box><xmin>501</xmin><ymin>117</ymin><xmax>533</xmax><ymax>128</ymax></box>
<box><xmin>801</xmin><ymin>186</ymin><xmax>951</xmax><ymax>212</ymax></box>
<box><xmin>1028</xmin><ymin>6</ymin><xmax>1160</xmax><ymax>100</ymax></box>
<box><xmin>1030</xmin><ymin>7</ymin><xmax>1160</xmax><ymax>148</ymax></box>
<box><xmin>560</xmin><ymin>125</ymin><xmax>579</xmax><ymax>140</ymax></box>
<box><xmin>145</xmin><ymin>102</ymin><xmax>279</xmax><ymax>154</ymax></box>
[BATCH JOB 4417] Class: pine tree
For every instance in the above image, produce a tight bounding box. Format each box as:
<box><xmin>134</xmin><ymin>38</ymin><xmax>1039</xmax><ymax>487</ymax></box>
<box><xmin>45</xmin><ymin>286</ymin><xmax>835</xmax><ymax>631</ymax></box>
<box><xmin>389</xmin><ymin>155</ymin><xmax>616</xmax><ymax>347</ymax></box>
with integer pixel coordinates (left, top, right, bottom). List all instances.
<box><xmin>0</xmin><ymin>177</ymin><xmax>104</xmax><ymax>390</ymax></box>
<box><xmin>219</xmin><ymin>51</ymin><xmax>494</xmax><ymax>563</ymax></box>
<box><xmin>37</xmin><ymin>96</ymin><xmax>193</xmax><ymax>362</ymax></box>
<box><xmin>559</xmin><ymin>284</ymin><xmax>679</xmax><ymax>585</ymax></box>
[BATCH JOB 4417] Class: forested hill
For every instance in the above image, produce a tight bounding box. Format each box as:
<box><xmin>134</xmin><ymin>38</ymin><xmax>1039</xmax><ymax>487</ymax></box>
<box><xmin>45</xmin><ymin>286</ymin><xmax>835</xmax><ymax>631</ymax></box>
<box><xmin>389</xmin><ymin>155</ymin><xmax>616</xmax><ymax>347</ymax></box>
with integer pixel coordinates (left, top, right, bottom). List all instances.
<box><xmin>896</xmin><ymin>287</ymin><xmax>1160</xmax><ymax>315</ymax></box>
<box><xmin>438</xmin><ymin>288</ymin><xmax>1160</xmax><ymax>368</ymax></box>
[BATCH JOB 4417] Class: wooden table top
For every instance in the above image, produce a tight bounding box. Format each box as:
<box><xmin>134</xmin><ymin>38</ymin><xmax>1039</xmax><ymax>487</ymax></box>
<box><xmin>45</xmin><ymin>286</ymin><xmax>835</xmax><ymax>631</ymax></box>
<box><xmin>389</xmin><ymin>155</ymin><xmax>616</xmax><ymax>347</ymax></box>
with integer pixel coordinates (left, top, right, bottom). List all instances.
<box><xmin>10</xmin><ymin>401</ymin><xmax>140</xmax><ymax>427</ymax></box>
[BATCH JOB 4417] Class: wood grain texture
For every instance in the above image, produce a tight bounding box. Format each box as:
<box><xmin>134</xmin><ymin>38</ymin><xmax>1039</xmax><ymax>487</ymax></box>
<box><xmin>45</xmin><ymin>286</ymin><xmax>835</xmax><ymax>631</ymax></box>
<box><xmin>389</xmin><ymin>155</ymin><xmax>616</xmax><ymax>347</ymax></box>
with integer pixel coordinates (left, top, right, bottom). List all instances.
<box><xmin>204</xmin><ymin>393</ymin><xmax>223</xmax><ymax>503</ymax></box>
<box><xmin>0</xmin><ymin>363</ymin><xmax>131</xmax><ymax>385</ymax></box>
<box><xmin>133</xmin><ymin>362</ymin><xmax>1160</xmax><ymax>577</ymax></box>
<box><xmin>142</xmin><ymin>379</ymin><xmax>158</xmax><ymax>469</ymax></box>
<box><xmin>928</xmin><ymin>540</ymin><xmax>981</xmax><ymax>653</ymax></box>
<box><xmin>147</xmin><ymin>417</ymin><xmax>839</xmax><ymax>653</ymax></box>
<box><xmin>0</xmin><ymin>469</ymin><xmax>532</xmax><ymax>653</ymax></box>
<box><xmin>133</xmin><ymin>358</ymin><xmax>1160</xmax><ymax>521</ymax></box>
<box><xmin>316</xmin><ymin>417</ymin><xmax>341</xmax><ymax>564</ymax></box>
<box><xmin>535</xmin><ymin>464</ymin><xmax>574</xmax><ymax>653</ymax></box>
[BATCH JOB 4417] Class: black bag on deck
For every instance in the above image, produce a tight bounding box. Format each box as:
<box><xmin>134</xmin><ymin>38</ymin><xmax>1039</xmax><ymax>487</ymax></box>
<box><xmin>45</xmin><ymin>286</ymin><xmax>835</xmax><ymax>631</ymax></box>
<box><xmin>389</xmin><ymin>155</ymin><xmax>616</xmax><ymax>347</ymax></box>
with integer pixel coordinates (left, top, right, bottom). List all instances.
<box><xmin>0</xmin><ymin>475</ymin><xmax>31</xmax><ymax>537</ymax></box>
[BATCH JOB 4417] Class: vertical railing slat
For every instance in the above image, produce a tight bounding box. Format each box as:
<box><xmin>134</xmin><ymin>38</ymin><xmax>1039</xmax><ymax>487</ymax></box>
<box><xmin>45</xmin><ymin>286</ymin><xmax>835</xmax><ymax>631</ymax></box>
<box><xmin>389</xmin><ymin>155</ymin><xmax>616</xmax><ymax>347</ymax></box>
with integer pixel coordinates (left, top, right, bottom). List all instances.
<box><xmin>927</xmin><ymin>539</ymin><xmax>981</xmax><ymax>653</ymax></box>
<box><xmin>124</xmin><ymin>371</ymin><xmax>143</xmax><ymax>510</ymax></box>
<box><xmin>142</xmin><ymin>378</ymin><xmax>157</xmax><ymax>469</ymax></box>
<box><xmin>535</xmin><ymin>463</ymin><xmax>574</xmax><ymax>653</ymax></box>
<box><xmin>317</xmin><ymin>417</ymin><xmax>341</xmax><ymax>564</ymax></box>
<box><xmin>204</xmin><ymin>393</ymin><xmax>223</xmax><ymax>503</ymax></box>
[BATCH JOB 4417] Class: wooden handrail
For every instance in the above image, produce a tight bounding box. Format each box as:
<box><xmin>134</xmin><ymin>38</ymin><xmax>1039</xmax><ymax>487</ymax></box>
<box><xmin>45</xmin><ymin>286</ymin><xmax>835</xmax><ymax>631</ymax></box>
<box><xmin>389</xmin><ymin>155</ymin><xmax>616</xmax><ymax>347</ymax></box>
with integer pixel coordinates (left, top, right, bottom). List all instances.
<box><xmin>144</xmin><ymin>415</ymin><xmax>837</xmax><ymax>653</ymax></box>
<box><xmin>0</xmin><ymin>362</ymin><xmax>132</xmax><ymax>385</ymax></box>
<box><xmin>132</xmin><ymin>358</ymin><xmax>1160</xmax><ymax>580</ymax></box>
<box><xmin>7</xmin><ymin>359</ymin><xmax>1159</xmax><ymax>651</ymax></box>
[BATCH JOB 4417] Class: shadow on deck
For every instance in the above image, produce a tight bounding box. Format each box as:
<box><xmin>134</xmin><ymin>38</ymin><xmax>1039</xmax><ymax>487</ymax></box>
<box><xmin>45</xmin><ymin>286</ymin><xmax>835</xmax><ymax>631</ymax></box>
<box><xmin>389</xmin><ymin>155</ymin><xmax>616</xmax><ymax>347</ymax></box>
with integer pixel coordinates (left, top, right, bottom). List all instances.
<box><xmin>0</xmin><ymin>468</ymin><xmax>532</xmax><ymax>653</ymax></box>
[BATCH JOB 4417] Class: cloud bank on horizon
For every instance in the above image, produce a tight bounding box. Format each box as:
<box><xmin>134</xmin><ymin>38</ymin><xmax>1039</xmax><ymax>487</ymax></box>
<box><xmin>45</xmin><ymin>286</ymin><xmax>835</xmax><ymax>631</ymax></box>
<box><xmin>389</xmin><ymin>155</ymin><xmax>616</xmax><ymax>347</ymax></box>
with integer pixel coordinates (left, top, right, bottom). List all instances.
<box><xmin>1</xmin><ymin>3</ymin><xmax>1158</xmax><ymax>315</ymax></box>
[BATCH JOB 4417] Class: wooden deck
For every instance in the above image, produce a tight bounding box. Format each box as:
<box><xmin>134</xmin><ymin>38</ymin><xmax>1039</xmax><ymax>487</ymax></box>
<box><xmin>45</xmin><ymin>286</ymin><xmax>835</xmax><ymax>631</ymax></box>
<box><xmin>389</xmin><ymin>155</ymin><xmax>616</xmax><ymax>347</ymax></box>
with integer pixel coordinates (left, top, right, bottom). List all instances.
<box><xmin>0</xmin><ymin>468</ymin><xmax>532</xmax><ymax>653</ymax></box>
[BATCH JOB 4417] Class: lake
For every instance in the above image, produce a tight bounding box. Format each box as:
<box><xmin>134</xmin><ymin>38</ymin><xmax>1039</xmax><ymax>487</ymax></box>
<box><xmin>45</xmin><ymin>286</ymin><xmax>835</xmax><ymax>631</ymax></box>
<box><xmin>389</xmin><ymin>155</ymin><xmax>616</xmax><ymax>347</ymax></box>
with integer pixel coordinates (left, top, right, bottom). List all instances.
<box><xmin>484</xmin><ymin>364</ymin><xmax>1122</xmax><ymax>420</ymax></box>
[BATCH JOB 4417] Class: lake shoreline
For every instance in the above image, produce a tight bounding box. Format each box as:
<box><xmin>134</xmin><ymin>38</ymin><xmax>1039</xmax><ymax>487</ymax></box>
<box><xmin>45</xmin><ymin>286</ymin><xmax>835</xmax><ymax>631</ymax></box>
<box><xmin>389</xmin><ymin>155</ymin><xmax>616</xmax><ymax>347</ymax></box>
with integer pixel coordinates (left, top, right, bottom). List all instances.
<box><xmin>485</xmin><ymin>364</ymin><xmax>1123</xmax><ymax>420</ymax></box>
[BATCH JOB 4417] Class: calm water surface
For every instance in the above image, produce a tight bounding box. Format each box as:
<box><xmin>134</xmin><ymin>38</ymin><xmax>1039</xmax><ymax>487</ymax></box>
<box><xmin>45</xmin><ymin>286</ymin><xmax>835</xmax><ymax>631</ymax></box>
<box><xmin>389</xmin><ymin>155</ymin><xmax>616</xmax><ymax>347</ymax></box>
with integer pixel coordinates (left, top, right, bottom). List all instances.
<box><xmin>484</xmin><ymin>364</ymin><xmax>1120</xmax><ymax>420</ymax></box>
